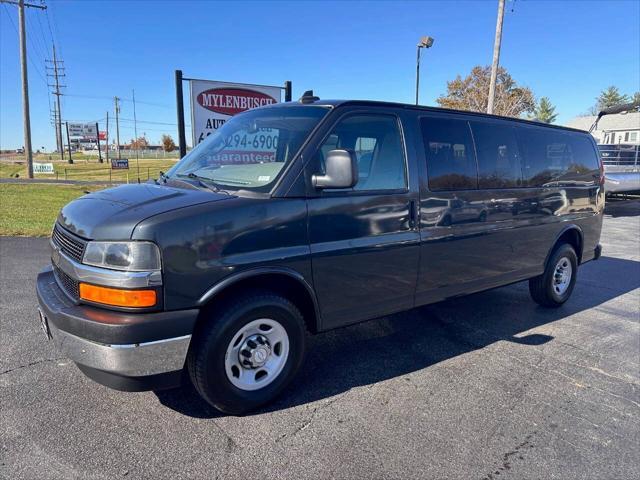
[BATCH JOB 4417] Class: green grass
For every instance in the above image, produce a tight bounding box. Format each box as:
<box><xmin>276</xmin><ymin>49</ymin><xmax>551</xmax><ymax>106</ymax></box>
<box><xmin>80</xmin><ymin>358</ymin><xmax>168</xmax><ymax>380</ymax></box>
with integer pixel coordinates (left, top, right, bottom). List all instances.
<box><xmin>0</xmin><ymin>158</ymin><xmax>178</xmax><ymax>182</ymax></box>
<box><xmin>0</xmin><ymin>184</ymin><xmax>104</xmax><ymax>236</ymax></box>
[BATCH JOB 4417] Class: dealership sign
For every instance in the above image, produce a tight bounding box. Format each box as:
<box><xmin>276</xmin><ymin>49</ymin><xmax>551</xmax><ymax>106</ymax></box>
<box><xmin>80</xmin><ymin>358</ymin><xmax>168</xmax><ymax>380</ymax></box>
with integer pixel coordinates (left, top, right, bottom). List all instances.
<box><xmin>68</xmin><ymin>123</ymin><xmax>97</xmax><ymax>140</ymax></box>
<box><xmin>111</xmin><ymin>159</ymin><xmax>129</xmax><ymax>170</ymax></box>
<box><xmin>33</xmin><ymin>162</ymin><xmax>55</xmax><ymax>174</ymax></box>
<box><xmin>189</xmin><ymin>80</ymin><xmax>281</xmax><ymax>146</ymax></box>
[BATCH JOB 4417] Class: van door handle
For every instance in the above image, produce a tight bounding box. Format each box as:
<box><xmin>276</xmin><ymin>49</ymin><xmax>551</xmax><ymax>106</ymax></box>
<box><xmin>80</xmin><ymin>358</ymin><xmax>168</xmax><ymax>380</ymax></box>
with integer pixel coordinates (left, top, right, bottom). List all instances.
<box><xmin>409</xmin><ymin>200</ymin><xmax>417</xmax><ymax>229</ymax></box>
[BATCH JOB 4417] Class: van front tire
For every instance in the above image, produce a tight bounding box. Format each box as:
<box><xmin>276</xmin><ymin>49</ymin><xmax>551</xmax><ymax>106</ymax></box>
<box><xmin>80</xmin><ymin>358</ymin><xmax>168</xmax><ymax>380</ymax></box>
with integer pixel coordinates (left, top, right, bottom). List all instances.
<box><xmin>187</xmin><ymin>292</ymin><xmax>306</xmax><ymax>415</ymax></box>
<box><xmin>529</xmin><ymin>243</ymin><xmax>578</xmax><ymax>308</ymax></box>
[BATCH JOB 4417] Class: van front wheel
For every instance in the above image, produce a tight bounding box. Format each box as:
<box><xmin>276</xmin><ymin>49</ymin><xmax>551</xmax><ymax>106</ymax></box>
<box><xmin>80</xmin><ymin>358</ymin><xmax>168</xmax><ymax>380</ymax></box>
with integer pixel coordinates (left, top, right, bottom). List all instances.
<box><xmin>187</xmin><ymin>292</ymin><xmax>306</xmax><ymax>415</ymax></box>
<box><xmin>529</xmin><ymin>244</ymin><xmax>578</xmax><ymax>308</ymax></box>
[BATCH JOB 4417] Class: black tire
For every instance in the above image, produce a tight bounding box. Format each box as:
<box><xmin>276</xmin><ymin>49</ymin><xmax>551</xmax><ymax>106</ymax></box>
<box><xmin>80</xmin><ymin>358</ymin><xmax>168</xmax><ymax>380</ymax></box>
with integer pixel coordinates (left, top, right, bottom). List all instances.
<box><xmin>529</xmin><ymin>243</ymin><xmax>578</xmax><ymax>308</ymax></box>
<box><xmin>187</xmin><ymin>291</ymin><xmax>306</xmax><ymax>415</ymax></box>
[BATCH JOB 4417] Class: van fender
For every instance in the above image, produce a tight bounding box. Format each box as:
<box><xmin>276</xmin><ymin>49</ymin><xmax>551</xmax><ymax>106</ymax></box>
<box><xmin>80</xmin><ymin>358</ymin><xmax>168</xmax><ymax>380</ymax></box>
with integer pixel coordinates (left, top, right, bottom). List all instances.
<box><xmin>544</xmin><ymin>224</ymin><xmax>584</xmax><ymax>268</ymax></box>
<box><xmin>196</xmin><ymin>267</ymin><xmax>322</xmax><ymax>330</ymax></box>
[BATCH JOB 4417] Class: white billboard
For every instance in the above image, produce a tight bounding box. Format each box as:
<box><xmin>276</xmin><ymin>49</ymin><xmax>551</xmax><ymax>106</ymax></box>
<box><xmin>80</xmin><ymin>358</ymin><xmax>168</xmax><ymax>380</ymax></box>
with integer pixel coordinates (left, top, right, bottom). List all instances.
<box><xmin>189</xmin><ymin>80</ymin><xmax>281</xmax><ymax>147</ymax></box>
<box><xmin>68</xmin><ymin>123</ymin><xmax>97</xmax><ymax>139</ymax></box>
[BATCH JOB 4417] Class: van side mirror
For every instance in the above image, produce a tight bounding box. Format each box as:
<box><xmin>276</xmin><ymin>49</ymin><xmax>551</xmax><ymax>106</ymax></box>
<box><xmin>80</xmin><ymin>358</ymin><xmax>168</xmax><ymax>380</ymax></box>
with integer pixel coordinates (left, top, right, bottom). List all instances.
<box><xmin>312</xmin><ymin>149</ymin><xmax>358</xmax><ymax>189</ymax></box>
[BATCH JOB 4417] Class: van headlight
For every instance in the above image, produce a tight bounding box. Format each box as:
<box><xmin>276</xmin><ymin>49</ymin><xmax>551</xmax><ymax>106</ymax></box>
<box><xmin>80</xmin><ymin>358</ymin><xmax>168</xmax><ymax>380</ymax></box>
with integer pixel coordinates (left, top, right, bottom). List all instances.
<box><xmin>82</xmin><ymin>241</ymin><xmax>161</xmax><ymax>271</ymax></box>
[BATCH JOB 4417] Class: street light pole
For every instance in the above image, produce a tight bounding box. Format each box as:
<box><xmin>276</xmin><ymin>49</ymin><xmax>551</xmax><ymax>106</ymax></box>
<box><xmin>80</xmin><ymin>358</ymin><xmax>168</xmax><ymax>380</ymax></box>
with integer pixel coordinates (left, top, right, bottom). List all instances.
<box><xmin>415</xmin><ymin>46</ymin><xmax>421</xmax><ymax>105</ymax></box>
<box><xmin>487</xmin><ymin>0</ymin><xmax>505</xmax><ymax>115</ymax></box>
<box><xmin>415</xmin><ymin>36</ymin><xmax>434</xmax><ymax>106</ymax></box>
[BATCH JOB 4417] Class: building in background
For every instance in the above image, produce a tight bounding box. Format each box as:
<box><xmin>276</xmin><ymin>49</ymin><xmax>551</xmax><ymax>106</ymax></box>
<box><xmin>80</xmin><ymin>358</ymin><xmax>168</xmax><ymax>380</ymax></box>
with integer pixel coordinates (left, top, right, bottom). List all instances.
<box><xmin>566</xmin><ymin>112</ymin><xmax>640</xmax><ymax>145</ymax></box>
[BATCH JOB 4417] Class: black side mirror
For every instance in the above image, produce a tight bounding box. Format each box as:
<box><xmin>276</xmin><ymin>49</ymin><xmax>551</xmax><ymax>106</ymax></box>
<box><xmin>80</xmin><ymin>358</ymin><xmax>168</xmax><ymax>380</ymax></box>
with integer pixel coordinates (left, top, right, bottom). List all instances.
<box><xmin>312</xmin><ymin>149</ymin><xmax>358</xmax><ymax>189</ymax></box>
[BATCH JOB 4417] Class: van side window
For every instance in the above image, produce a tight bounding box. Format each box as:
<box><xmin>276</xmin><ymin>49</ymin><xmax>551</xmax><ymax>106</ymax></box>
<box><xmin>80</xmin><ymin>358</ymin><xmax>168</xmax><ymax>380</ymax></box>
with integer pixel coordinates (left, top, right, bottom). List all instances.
<box><xmin>519</xmin><ymin>129</ymin><xmax>599</xmax><ymax>187</ymax></box>
<box><xmin>471</xmin><ymin>122</ymin><xmax>522</xmax><ymax>189</ymax></box>
<box><xmin>421</xmin><ymin>117</ymin><xmax>477</xmax><ymax>191</ymax></box>
<box><xmin>317</xmin><ymin>115</ymin><xmax>407</xmax><ymax>191</ymax></box>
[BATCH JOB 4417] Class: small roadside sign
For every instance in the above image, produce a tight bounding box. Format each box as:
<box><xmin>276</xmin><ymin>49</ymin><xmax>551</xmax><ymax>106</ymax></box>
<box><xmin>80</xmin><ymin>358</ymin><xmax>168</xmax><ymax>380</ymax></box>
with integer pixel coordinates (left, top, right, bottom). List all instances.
<box><xmin>111</xmin><ymin>159</ymin><xmax>129</xmax><ymax>170</ymax></box>
<box><xmin>33</xmin><ymin>162</ymin><xmax>55</xmax><ymax>174</ymax></box>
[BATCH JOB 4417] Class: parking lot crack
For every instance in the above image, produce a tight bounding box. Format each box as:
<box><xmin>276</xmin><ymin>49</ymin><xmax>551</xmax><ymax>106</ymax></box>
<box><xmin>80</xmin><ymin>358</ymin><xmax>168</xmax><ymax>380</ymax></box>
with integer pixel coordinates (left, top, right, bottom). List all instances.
<box><xmin>276</xmin><ymin>395</ymin><xmax>343</xmax><ymax>443</ymax></box>
<box><xmin>481</xmin><ymin>432</ymin><xmax>536</xmax><ymax>480</ymax></box>
<box><xmin>0</xmin><ymin>356</ymin><xmax>65</xmax><ymax>376</ymax></box>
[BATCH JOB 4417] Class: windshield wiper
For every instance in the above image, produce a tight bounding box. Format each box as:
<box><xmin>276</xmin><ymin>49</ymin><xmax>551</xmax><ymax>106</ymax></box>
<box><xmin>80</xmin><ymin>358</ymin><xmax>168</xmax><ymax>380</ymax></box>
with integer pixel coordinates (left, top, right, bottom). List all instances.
<box><xmin>183</xmin><ymin>172</ymin><xmax>230</xmax><ymax>195</ymax></box>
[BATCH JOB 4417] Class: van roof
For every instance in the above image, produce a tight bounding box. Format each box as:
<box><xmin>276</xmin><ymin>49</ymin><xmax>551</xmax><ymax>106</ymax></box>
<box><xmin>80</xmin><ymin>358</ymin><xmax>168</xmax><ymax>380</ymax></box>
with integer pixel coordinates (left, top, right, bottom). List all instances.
<box><xmin>272</xmin><ymin>99</ymin><xmax>589</xmax><ymax>134</ymax></box>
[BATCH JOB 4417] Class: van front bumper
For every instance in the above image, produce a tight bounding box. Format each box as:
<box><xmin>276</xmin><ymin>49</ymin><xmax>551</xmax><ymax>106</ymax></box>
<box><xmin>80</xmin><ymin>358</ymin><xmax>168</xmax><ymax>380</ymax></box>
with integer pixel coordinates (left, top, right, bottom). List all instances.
<box><xmin>36</xmin><ymin>266</ymin><xmax>199</xmax><ymax>391</ymax></box>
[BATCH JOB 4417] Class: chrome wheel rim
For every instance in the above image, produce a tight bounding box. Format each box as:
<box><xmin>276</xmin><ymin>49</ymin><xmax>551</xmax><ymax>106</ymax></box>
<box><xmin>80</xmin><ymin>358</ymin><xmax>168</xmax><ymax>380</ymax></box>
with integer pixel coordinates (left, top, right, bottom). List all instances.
<box><xmin>224</xmin><ymin>318</ymin><xmax>289</xmax><ymax>391</ymax></box>
<box><xmin>553</xmin><ymin>257</ymin><xmax>572</xmax><ymax>296</ymax></box>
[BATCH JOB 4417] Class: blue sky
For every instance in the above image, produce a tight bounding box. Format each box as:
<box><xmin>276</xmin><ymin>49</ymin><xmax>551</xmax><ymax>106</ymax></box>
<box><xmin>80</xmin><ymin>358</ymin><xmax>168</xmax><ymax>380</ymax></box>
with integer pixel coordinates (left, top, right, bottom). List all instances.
<box><xmin>1</xmin><ymin>0</ymin><xmax>639</xmax><ymax>150</ymax></box>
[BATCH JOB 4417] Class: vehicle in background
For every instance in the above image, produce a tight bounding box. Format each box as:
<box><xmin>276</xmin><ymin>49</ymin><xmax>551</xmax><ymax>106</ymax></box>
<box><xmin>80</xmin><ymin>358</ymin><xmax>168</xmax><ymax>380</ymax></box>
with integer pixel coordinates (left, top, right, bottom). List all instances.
<box><xmin>598</xmin><ymin>144</ymin><xmax>640</xmax><ymax>194</ymax></box>
<box><xmin>36</xmin><ymin>96</ymin><xmax>605</xmax><ymax>414</ymax></box>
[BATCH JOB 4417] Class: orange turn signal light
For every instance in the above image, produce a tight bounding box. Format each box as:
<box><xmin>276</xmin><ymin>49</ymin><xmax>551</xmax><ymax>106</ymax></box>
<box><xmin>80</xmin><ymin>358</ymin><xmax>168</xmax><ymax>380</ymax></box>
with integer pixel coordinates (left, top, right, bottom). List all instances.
<box><xmin>79</xmin><ymin>283</ymin><xmax>157</xmax><ymax>308</ymax></box>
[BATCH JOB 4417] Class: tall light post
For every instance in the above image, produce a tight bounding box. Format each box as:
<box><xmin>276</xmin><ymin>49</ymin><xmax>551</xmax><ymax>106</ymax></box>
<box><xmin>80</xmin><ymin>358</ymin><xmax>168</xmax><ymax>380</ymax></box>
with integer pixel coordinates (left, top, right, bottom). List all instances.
<box><xmin>415</xmin><ymin>36</ymin><xmax>434</xmax><ymax>105</ymax></box>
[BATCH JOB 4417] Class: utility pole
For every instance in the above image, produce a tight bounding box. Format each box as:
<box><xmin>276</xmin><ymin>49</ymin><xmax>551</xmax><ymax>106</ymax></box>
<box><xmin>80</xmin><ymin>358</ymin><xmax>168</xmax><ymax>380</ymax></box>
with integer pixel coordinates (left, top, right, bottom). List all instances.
<box><xmin>46</xmin><ymin>45</ymin><xmax>65</xmax><ymax>160</ymax></box>
<box><xmin>487</xmin><ymin>0</ymin><xmax>505</xmax><ymax>115</ymax></box>
<box><xmin>132</xmin><ymin>89</ymin><xmax>140</xmax><ymax>182</ymax></box>
<box><xmin>1</xmin><ymin>0</ymin><xmax>48</xmax><ymax>177</ymax></box>
<box><xmin>114</xmin><ymin>96</ymin><xmax>121</xmax><ymax>159</ymax></box>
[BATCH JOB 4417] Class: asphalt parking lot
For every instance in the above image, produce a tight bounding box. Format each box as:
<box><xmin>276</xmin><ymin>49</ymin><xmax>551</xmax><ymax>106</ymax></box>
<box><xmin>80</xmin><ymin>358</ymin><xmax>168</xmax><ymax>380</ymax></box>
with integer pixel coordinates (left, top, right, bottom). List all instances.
<box><xmin>1</xmin><ymin>199</ymin><xmax>639</xmax><ymax>480</ymax></box>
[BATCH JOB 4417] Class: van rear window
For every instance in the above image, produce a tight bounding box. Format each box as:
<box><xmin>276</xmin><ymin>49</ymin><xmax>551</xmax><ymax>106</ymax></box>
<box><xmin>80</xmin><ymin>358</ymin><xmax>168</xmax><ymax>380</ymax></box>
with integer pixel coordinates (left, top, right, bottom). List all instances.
<box><xmin>518</xmin><ymin>129</ymin><xmax>599</xmax><ymax>187</ymax></box>
<box><xmin>421</xmin><ymin>117</ymin><xmax>477</xmax><ymax>191</ymax></box>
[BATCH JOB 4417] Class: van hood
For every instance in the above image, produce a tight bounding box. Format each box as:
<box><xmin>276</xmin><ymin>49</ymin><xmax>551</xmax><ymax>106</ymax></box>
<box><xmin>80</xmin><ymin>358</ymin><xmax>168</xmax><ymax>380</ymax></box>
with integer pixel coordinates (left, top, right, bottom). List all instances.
<box><xmin>57</xmin><ymin>183</ymin><xmax>232</xmax><ymax>240</ymax></box>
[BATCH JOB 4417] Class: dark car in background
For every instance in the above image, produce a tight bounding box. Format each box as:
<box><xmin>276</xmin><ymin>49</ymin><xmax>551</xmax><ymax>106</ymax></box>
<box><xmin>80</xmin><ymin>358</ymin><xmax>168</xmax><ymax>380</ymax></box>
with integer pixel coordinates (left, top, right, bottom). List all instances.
<box><xmin>37</xmin><ymin>97</ymin><xmax>604</xmax><ymax>414</ymax></box>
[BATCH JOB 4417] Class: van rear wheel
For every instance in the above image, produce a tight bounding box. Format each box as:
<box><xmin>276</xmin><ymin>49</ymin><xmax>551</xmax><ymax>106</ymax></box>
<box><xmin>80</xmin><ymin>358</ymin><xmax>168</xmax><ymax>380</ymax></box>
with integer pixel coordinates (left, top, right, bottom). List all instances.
<box><xmin>529</xmin><ymin>243</ymin><xmax>578</xmax><ymax>308</ymax></box>
<box><xmin>187</xmin><ymin>292</ymin><xmax>306</xmax><ymax>415</ymax></box>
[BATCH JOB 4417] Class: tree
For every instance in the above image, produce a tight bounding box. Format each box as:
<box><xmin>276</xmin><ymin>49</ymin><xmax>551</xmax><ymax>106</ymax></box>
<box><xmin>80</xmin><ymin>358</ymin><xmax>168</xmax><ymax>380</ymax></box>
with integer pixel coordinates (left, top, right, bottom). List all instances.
<box><xmin>129</xmin><ymin>136</ymin><xmax>149</xmax><ymax>150</ymax></box>
<box><xmin>531</xmin><ymin>97</ymin><xmax>558</xmax><ymax>123</ymax></box>
<box><xmin>594</xmin><ymin>86</ymin><xmax>630</xmax><ymax>112</ymax></box>
<box><xmin>632</xmin><ymin>91</ymin><xmax>640</xmax><ymax>105</ymax></box>
<box><xmin>161</xmin><ymin>134</ymin><xmax>176</xmax><ymax>152</ymax></box>
<box><xmin>436</xmin><ymin>65</ymin><xmax>535</xmax><ymax>118</ymax></box>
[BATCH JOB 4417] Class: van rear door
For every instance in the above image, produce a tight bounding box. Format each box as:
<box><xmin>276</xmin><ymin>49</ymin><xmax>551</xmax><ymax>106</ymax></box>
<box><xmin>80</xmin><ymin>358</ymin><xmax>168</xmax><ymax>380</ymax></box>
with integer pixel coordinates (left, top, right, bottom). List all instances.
<box><xmin>415</xmin><ymin>114</ymin><xmax>527</xmax><ymax>304</ymax></box>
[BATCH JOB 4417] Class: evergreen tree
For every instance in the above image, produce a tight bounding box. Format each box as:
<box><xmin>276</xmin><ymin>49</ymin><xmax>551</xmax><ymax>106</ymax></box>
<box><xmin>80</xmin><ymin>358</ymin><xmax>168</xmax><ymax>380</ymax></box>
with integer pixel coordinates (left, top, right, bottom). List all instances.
<box><xmin>595</xmin><ymin>86</ymin><xmax>630</xmax><ymax>111</ymax></box>
<box><xmin>531</xmin><ymin>97</ymin><xmax>558</xmax><ymax>123</ymax></box>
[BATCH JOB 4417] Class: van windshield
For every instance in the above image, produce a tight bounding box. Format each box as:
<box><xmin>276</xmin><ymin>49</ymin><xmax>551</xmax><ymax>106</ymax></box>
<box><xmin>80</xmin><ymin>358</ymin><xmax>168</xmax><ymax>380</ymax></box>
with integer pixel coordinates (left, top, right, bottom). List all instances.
<box><xmin>167</xmin><ymin>106</ymin><xmax>329</xmax><ymax>192</ymax></box>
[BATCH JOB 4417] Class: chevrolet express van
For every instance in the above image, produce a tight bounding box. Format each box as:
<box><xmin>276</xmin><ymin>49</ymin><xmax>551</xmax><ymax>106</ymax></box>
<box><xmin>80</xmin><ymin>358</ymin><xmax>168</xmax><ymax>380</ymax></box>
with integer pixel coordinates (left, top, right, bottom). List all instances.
<box><xmin>37</xmin><ymin>96</ymin><xmax>604</xmax><ymax>414</ymax></box>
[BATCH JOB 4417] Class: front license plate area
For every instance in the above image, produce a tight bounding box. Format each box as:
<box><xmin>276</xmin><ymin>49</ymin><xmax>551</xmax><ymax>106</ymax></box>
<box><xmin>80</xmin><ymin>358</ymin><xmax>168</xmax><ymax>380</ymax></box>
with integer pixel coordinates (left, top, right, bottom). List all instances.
<box><xmin>38</xmin><ymin>309</ymin><xmax>52</xmax><ymax>340</ymax></box>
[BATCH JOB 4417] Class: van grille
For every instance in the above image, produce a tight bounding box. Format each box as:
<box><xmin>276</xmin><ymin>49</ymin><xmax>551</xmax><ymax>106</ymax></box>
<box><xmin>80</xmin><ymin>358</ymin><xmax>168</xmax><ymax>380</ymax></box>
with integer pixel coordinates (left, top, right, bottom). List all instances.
<box><xmin>53</xmin><ymin>264</ymin><xmax>80</xmax><ymax>300</ymax></box>
<box><xmin>52</xmin><ymin>224</ymin><xmax>87</xmax><ymax>263</ymax></box>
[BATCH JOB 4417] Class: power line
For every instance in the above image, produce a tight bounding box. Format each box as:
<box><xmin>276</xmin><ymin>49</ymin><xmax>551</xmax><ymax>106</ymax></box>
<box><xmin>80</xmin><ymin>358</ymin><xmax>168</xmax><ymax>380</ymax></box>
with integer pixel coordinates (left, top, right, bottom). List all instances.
<box><xmin>118</xmin><ymin>117</ymin><xmax>180</xmax><ymax>126</ymax></box>
<box><xmin>1</xmin><ymin>3</ymin><xmax>48</xmax><ymax>84</ymax></box>
<box><xmin>43</xmin><ymin>0</ymin><xmax>61</xmax><ymax>58</ymax></box>
<box><xmin>63</xmin><ymin>92</ymin><xmax>172</xmax><ymax>109</ymax></box>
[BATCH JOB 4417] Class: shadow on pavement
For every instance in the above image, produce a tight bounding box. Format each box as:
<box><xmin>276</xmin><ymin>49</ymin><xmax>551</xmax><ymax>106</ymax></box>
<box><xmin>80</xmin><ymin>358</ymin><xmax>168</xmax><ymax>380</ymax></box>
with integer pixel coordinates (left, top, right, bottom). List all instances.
<box><xmin>155</xmin><ymin>255</ymin><xmax>640</xmax><ymax>418</ymax></box>
<box><xmin>605</xmin><ymin>198</ymin><xmax>640</xmax><ymax>218</ymax></box>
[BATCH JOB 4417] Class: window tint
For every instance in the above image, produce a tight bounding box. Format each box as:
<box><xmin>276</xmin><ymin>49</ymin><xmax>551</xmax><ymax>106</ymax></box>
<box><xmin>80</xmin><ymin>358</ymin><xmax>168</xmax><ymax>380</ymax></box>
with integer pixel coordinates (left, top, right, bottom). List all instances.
<box><xmin>421</xmin><ymin>117</ymin><xmax>477</xmax><ymax>191</ymax></box>
<box><xmin>317</xmin><ymin>115</ymin><xmax>407</xmax><ymax>191</ymax></box>
<box><xmin>471</xmin><ymin>122</ymin><xmax>522</xmax><ymax>188</ymax></box>
<box><xmin>518</xmin><ymin>128</ymin><xmax>599</xmax><ymax>187</ymax></box>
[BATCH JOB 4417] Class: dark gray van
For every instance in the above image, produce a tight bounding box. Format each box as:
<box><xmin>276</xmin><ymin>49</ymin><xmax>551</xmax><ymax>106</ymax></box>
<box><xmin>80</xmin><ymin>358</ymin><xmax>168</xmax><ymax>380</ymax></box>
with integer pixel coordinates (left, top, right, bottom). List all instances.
<box><xmin>37</xmin><ymin>97</ymin><xmax>604</xmax><ymax>414</ymax></box>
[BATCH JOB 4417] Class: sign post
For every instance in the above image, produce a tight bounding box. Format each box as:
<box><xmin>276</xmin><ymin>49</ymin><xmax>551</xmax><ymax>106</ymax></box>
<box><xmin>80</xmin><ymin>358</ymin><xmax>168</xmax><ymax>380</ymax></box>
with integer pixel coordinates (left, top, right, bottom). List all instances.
<box><xmin>96</xmin><ymin>122</ymin><xmax>102</xmax><ymax>163</ymax></box>
<box><xmin>175</xmin><ymin>70</ymin><xmax>187</xmax><ymax>159</ymax></box>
